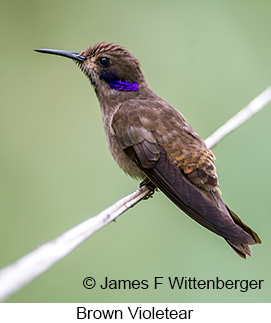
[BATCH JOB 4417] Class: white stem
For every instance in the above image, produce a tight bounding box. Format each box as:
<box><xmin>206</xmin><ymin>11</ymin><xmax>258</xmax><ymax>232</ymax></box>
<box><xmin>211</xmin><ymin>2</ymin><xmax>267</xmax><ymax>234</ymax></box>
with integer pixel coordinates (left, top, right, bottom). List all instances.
<box><xmin>0</xmin><ymin>186</ymin><xmax>150</xmax><ymax>302</ymax></box>
<box><xmin>0</xmin><ymin>87</ymin><xmax>270</xmax><ymax>302</ymax></box>
<box><xmin>205</xmin><ymin>87</ymin><xmax>271</xmax><ymax>148</ymax></box>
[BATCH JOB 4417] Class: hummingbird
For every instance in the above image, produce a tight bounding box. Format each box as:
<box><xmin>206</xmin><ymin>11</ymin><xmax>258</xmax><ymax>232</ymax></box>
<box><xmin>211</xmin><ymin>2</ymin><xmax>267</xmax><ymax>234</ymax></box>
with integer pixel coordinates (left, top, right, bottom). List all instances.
<box><xmin>35</xmin><ymin>42</ymin><xmax>261</xmax><ymax>258</ymax></box>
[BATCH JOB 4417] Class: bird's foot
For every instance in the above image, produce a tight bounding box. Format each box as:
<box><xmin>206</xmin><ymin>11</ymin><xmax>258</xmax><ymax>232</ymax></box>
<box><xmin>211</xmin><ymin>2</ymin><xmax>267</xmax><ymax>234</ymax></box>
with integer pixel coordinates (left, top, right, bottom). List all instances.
<box><xmin>140</xmin><ymin>179</ymin><xmax>157</xmax><ymax>199</ymax></box>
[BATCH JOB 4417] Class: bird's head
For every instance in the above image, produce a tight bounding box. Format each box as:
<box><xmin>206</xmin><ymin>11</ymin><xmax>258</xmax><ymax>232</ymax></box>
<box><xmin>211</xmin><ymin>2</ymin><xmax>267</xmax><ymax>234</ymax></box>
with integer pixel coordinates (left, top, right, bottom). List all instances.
<box><xmin>35</xmin><ymin>42</ymin><xmax>148</xmax><ymax>103</ymax></box>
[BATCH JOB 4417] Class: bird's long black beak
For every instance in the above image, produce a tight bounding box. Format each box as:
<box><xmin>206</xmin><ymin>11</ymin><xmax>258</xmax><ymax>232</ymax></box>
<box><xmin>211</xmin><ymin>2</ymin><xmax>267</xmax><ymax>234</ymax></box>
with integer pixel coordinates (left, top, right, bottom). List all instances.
<box><xmin>34</xmin><ymin>49</ymin><xmax>86</xmax><ymax>62</ymax></box>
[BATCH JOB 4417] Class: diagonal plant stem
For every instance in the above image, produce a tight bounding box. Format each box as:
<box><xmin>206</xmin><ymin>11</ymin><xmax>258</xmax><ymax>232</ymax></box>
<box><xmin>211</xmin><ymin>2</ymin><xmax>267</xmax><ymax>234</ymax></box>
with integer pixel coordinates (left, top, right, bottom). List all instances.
<box><xmin>204</xmin><ymin>87</ymin><xmax>271</xmax><ymax>148</ymax></box>
<box><xmin>0</xmin><ymin>87</ymin><xmax>270</xmax><ymax>302</ymax></box>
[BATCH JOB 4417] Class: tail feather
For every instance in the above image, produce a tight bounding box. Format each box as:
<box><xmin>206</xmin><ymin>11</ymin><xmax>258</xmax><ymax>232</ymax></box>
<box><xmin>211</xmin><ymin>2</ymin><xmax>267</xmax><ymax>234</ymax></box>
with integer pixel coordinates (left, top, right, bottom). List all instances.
<box><xmin>127</xmin><ymin>145</ymin><xmax>261</xmax><ymax>258</ymax></box>
<box><xmin>226</xmin><ymin>240</ymin><xmax>251</xmax><ymax>259</ymax></box>
<box><xmin>226</xmin><ymin>206</ymin><xmax>262</xmax><ymax>244</ymax></box>
<box><xmin>225</xmin><ymin>206</ymin><xmax>261</xmax><ymax>258</ymax></box>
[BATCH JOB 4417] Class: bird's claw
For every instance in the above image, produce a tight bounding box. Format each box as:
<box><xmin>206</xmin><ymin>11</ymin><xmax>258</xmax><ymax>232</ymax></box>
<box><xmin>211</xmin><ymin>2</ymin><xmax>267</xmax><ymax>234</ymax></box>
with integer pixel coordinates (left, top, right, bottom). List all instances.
<box><xmin>140</xmin><ymin>180</ymin><xmax>156</xmax><ymax>199</ymax></box>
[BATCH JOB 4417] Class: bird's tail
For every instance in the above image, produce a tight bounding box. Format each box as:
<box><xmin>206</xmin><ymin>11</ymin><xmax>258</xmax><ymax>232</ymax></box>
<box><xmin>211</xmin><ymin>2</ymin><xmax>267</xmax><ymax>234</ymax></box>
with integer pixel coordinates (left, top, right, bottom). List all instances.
<box><xmin>225</xmin><ymin>206</ymin><xmax>261</xmax><ymax>259</ymax></box>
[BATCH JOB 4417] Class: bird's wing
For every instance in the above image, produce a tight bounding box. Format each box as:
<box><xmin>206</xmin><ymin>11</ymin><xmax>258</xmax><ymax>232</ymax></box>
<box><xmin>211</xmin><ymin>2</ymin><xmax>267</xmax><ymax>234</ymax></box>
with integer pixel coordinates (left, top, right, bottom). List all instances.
<box><xmin>112</xmin><ymin>102</ymin><xmax>257</xmax><ymax>245</ymax></box>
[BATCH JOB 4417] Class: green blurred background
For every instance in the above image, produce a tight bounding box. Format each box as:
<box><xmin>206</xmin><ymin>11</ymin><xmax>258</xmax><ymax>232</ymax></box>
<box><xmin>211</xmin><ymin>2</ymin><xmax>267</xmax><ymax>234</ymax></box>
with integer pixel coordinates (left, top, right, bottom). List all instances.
<box><xmin>0</xmin><ymin>0</ymin><xmax>270</xmax><ymax>302</ymax></box>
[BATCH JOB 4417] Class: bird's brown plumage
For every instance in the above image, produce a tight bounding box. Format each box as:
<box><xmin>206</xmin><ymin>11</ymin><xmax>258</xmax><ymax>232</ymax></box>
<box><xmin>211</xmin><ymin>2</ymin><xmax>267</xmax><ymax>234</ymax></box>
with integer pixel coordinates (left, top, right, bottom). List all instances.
<box><xmin>36</xmin><ymin>41</ymin><xmax>261</xmax><ymax>258</ymax></box>
<box><xmin>111</xmin><ymin>99</ymin><xmax>261</xmax><ymax>258</ymax></box>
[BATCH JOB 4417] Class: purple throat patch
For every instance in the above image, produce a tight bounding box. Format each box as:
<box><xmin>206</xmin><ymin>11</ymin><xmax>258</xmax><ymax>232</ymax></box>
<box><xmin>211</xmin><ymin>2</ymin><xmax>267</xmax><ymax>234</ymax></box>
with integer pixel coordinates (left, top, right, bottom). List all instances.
<box><xmin>109</xmin><ymin>80</ymin><xmax>138</xmax><ymax>91</ymax></box>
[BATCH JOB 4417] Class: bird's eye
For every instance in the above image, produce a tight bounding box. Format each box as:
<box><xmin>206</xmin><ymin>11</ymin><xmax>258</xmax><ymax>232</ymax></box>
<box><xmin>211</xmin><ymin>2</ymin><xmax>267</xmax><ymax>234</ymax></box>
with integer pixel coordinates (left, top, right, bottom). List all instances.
<box><xmin>99</xmin><ymin>57</ymin><xmax>110</xmax><ymax>67</ymax></box>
